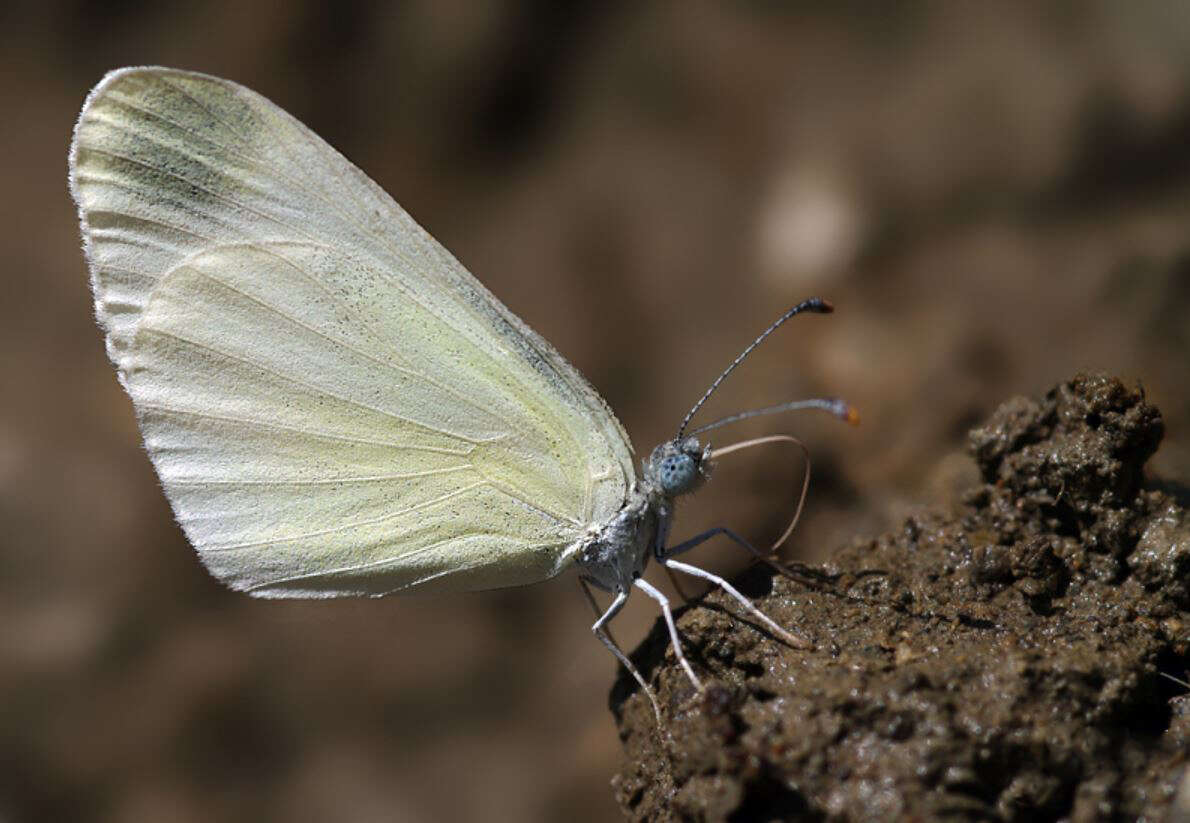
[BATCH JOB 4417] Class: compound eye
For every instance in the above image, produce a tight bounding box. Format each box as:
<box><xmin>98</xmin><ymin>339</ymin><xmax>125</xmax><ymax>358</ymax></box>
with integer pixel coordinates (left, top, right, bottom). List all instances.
<box><xmin>658</xmin><ymin>452</ymin><xmax>698</xmax><ymax>495</ymax></box>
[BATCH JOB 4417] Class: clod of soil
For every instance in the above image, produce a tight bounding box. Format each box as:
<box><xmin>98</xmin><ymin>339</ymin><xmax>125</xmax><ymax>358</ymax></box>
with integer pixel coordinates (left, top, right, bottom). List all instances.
<box><xmin>611</xmin><ymin>374</ymin><xmax>1189</xmax><ymax>822</ymax></box>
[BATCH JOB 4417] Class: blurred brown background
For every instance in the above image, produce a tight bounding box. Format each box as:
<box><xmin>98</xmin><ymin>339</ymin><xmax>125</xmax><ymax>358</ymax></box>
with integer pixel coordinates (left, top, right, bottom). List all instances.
<box><xmin>4</xmin><ymin>2</ymin><xmax>1190</xmax><ymax>821</ymax></box>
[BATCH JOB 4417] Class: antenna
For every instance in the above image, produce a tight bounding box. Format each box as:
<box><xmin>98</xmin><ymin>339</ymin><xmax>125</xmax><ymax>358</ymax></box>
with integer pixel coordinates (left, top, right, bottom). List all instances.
<box><xmin>690</xmin><ymin>397</ymin><xmax>858</xmax><ymax>437</ymax></box>
<box><xmin>676</xmin><ymin>297</ymin><xmax>835</xmax><ymax>439</ymax></box>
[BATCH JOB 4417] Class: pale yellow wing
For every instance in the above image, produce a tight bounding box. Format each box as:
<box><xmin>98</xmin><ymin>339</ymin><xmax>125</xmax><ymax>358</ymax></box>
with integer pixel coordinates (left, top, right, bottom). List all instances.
<box><xmin>70</xmin><ymin>67</ymin><xmax>634</xmax><ymax>597</ymax></box>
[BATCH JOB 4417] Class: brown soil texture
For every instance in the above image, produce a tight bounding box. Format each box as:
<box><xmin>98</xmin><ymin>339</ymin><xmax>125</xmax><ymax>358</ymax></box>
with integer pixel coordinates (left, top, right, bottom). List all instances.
<box><xmin>611</xmin><ymin>374</ymin><xmax>1189</xmax><ymax>822</ymax></box>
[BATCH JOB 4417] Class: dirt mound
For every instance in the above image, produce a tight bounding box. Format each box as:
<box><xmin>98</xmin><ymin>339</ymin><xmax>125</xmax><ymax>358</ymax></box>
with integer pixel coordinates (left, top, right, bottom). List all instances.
<box><xmin>612</xmin><ymin>374</ymin><xmax>1189</xmax><ymax>821</ymax></box>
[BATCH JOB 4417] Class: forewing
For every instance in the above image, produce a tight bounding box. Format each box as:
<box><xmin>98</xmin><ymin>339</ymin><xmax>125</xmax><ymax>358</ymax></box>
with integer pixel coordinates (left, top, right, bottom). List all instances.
<box><xmin>70</xmin><ymin>67</ymin><xmax>634</xmax><ymax>596</ymax></box>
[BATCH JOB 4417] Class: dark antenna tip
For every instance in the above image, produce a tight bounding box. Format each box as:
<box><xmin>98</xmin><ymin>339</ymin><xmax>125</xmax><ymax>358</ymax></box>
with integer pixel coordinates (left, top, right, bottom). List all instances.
<box><xmin>676</xmin><ymin>297</ymin><xmax>837</xmax><ymax>440</ymax></box>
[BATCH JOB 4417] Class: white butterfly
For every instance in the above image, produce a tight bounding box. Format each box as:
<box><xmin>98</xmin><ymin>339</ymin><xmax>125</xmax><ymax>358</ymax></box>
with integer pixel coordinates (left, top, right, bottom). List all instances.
<box><xmin>70</xmin><ymin>67</ymin><xmax>853</xmax><ymax>720</ymax></box>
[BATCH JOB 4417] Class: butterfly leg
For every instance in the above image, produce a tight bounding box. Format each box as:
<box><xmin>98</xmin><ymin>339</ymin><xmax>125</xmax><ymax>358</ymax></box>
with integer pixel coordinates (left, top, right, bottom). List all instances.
<box><xmin>661</xmin><ymin>525</ymin><xmax>755</xmax><ymax>560</ymax></box>
<box><xmin>653</xmin><ymin>507</ymin><xmax>695</xmax><ymax>604</ymax></box>
<box><xmin>632</xmin><ymin>577</ymin><xmax>702</xmax><ymax>690</ymax></box>
<box><xmin>590</xmin><ymin>588</ymin><xmax>663</xmax><ymax>725</ymax></box>
<box><xmin>661</xmin><ymin>558</ymin><xmax>810</xmax><ymax>648</ymax></box>
<box><xmin>663</xmin><ymin>525</ymin><xmax>839</xmax><ymax>587</ymax></box>
<box><xmin>658</xmin><ymin>528</ymin><xmax>812</xmax><ymax>649</ymax></box>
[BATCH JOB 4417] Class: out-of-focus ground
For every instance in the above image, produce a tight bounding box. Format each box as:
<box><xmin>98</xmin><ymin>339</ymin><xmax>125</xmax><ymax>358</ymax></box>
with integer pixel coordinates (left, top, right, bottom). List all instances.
<box><xmin>2</xmin><ymin>3</ymin><xmax>1189</xmax><ymax>822</ymax></box>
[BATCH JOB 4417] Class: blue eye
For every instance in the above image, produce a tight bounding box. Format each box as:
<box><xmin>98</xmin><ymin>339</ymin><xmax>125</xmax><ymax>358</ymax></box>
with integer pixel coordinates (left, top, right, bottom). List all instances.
<box><xmin>659</xmin><ymin>453</ymin><xmax>697</xmax><ymax>495</ymax></box>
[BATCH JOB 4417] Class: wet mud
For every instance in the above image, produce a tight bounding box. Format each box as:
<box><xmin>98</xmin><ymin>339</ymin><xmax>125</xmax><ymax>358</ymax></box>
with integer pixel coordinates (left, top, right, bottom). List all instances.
<box><xmin>612</xmin><ymin>374</ymin><xmax>1189</xmax><ymax>821</ymax></box>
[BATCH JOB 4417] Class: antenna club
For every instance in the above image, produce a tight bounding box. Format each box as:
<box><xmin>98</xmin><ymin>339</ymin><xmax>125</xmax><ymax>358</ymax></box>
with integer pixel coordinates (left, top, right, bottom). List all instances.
<box><xmin>677</xmin><ymin>297</ymin><xmax>840</xmax><ymax>438</ymax></box>
<box><xmin>826</xmin><ymin>397</ymin><xmax>859</xmax><ymax>425</ymax></box>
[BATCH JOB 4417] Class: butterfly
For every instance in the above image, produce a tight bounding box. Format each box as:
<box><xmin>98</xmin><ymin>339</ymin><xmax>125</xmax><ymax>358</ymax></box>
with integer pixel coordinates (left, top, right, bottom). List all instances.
<box><xmin>70</xmin><ymin>67</ymin><xmax>855</xmax><ymax>721</ymax></box>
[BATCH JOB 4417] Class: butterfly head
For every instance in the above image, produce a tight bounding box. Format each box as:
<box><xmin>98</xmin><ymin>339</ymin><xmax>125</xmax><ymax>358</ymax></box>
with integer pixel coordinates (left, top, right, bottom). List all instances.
<box><xmin>646</xmin><ymin>436</ymin><xmax>713</xmax><ymax>498</ymax></box>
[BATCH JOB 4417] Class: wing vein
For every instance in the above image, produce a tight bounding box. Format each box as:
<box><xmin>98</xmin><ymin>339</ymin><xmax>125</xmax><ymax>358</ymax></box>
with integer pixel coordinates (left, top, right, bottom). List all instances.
<box><xmin>202</xmin><ymin>481</ymin><xmax>490</xmax><ymax>551</ymax></box>
<box><xmin>154</xmin><ymin>75</ymin><xmax>401</xmax><ymax>255</ymax></box>
<box><xmin>168</xmin><ymin>465</ymin><xmax>472</xmax><ymax>487</ymax></box>
<box><xmin>138</xmin><ymin>326</ymin><xmax>486</xmax><ymax>445</ymax></box>
<box><xmin>137</xmin><ymin>404</ymin><xmax>472</xmax><ymax>456</ymax></box>
<box><xmin>189</xmin><ymin>246</ymin><xmax>507</xmax><ymax>428</ymax></box>
<box><xmin>244</xmin><ymin>536</ymin><xmax>563</xmax><ymax>593</ymax></box>
<box><xmin>90</xmin><ymin>98</ymin><xmax>375</xmax><ymax>236</ymax></box>
<box><xmin>76</xmin><ymin>145</ymin><xmax>326</xmax><ymax>247</ymax></box>
<box><xmin>486</xmin><ymin>482</ymin><xmax>583</xmax><ymax>529</ymax></box>
<box><xmin>82</xmin><ymin>204</ymin><xmax>219</xmax><ymax>247</ymax></box>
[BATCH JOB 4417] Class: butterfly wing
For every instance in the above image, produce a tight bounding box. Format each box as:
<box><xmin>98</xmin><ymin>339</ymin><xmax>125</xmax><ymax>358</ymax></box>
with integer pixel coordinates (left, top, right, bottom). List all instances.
<box><xmin>70</xmin><ymin>67</ymin><xmax>634</xmax><ymax>597</ymax></box>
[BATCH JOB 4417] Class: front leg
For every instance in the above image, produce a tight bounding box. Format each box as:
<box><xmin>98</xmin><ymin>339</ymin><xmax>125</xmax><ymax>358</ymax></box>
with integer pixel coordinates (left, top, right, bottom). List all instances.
<box><xmin>654</xmin><ymin>525</ymin><xmax>813</xmax><ymax>649</ymax></box>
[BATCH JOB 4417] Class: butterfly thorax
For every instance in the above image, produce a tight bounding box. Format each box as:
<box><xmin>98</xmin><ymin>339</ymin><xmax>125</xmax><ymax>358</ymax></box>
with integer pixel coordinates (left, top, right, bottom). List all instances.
<box><xmin>576</xmin><ymin>437</ymin><xmax>711</xmax><ymax>593</ymax></box>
